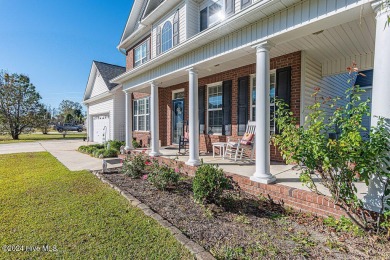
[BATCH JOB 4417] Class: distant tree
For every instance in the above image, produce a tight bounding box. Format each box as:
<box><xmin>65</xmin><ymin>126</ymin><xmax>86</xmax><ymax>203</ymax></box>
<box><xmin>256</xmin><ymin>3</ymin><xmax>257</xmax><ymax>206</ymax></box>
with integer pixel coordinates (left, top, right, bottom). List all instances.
<box><xmin>36</xmin><ymin>106</ymin><xmax>52</xmax><ymax>134</ymax></box>
<box><xmin>58</xmin><ymin>100</ymin><xmax>83</xmax><ymax>124</ymax></box>
<box><xmin>0</xmin><ymin>71</ymin><xmax>44</xmax><ymax>139</ymax></box>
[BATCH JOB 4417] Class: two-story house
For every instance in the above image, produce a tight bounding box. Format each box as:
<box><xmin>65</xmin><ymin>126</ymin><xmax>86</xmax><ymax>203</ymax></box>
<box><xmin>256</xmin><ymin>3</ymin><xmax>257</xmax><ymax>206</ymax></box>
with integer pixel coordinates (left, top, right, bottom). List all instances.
<box><xmin>109</xmin><ymin>0</ymin><xmax>389</xmax><ymax>185</ymax></box>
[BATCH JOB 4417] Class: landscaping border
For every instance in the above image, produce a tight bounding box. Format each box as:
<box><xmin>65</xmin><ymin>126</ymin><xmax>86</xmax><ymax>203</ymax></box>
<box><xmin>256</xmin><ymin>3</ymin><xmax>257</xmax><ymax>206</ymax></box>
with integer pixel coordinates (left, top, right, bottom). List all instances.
<box><xmin>91</xmin><ymin>170</ymin><xmax>215</xmax><ymax>260</ymax></box>
<box><xmin>119</xmin><ymin>154</ymin><xmax>346</xmax><ymax>219</ymax></box>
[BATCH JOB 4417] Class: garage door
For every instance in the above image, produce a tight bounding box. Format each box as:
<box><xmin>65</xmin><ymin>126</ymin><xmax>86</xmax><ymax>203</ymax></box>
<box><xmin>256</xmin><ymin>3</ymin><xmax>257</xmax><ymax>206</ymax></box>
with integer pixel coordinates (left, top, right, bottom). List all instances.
<box><xmin>93</xmin><ymin>115</ymin><xmax>110</xmax><ymax>143</ymax></box>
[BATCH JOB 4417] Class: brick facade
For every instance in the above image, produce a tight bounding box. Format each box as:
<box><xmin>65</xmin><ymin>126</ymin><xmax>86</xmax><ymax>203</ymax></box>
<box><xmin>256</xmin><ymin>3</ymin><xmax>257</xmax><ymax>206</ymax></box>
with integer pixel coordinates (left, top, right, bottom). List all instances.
<box><xmin>131</xmin><ymin>51</ymin><xmax>302</xmax><ymax>161</ymax></box>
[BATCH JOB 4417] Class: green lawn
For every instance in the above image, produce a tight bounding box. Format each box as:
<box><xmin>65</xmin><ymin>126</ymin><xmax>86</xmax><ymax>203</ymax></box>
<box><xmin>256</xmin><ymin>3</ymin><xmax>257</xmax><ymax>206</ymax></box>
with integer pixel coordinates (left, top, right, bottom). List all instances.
<box><xmin>0</xmin><ymin>152</ymin><xmax>192</xmax><ymax>259</ymax></box>
<box><xmin>0</xmin><ymin>132</ymin><xmax>86</xmax><ymax>144</ymax></box>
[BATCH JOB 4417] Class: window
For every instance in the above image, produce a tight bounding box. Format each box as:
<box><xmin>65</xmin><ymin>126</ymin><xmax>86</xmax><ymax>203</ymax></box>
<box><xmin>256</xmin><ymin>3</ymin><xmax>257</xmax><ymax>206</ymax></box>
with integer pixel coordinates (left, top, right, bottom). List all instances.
<box><xmin>241</xmin><ymin>0</ymin><xmax>252</xmax><ymax>9</ymax></box>
<box><xmin>161</xmin><ymin>21</ymin><xmax>172</xmax><ymax>53</ymax></box>
<box><xmin>207</xmin><ymin>83</ymin><xmax>223</xmax><ymax>134</ymax></box>
<box><xmin>250</xmin><ymin>71</ymin><xmax>276</xmax><ymax>134</ymax></box>
<box><xmin>200</xmin><ymin>0</ymin><xmax>232</xmax><ymax>31</ymax></box>
<box><xmin>133</xmin><ymin>98</ymin><xmax>150</xmax><ymax>131</ymax></box>
<box><xmin>134</xmin><ymin>40</ymin><xmax>149</xmax><ymax>67</ymax></box>
<box><xmin>173</xmin><ymin>10</ymin><xmax>179</xmax><ymax>46</ymax></box>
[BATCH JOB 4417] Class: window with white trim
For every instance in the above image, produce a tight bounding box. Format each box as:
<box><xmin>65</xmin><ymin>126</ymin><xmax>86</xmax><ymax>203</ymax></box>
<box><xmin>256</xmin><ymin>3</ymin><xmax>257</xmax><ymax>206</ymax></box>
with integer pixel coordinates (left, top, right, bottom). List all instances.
<box><xmin>250</xmin><ymin>71</ymin><xmax>276</xmax><ymax>134</ymax></box>
<box><xmin>161</xmin><ymin>21</ymin><xmax>173</xmax><ymax>53</ymax></box>
<box><xmin>207</xmin><ymin>83</ymin><xmax>223</xmax><ymax>134</ymax></box>
<box><xmin>134</xmin><ymin>40</ymin><xmax>150</xmax><ymax>67</ymax></box>
<box><xmin>133</xmin><ymin>98</ymin><xmax>150</xmax><ymax>131</ymax></box>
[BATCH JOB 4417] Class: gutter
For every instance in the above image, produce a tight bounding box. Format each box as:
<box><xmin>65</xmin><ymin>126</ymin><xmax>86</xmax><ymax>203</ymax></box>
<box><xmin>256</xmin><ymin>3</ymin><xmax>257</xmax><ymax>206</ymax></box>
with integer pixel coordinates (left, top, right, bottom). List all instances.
<box><xmin>111</xmin><ymin>0</ymin><xmax>278</xmax><ymax>85</ymax></box>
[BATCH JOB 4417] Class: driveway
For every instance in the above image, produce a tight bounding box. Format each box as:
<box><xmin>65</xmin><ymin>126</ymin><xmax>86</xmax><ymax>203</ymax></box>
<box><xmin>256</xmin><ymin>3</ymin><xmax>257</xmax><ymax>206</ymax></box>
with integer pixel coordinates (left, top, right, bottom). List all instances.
<box><xmin>0</xmin><ymin>140</ymin><xmax>120</xmax><ymax>171</ymax></box>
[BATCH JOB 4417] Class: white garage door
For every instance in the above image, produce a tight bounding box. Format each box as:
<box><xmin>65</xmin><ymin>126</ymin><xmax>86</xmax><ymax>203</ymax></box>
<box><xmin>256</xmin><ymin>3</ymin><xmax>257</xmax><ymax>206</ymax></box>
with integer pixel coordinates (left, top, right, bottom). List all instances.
<box><xmin>93</xmin><ymin>115</ymin><xmax>110</xmax><ymax>143</ymax></box>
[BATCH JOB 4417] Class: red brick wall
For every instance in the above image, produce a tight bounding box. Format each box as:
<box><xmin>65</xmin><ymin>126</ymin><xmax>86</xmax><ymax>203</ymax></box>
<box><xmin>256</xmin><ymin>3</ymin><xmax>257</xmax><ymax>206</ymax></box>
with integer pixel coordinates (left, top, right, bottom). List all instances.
<box><xmin>132</xmin><ymin>51</ymin><xmax>302</xmax><ymax>161</ymax></box>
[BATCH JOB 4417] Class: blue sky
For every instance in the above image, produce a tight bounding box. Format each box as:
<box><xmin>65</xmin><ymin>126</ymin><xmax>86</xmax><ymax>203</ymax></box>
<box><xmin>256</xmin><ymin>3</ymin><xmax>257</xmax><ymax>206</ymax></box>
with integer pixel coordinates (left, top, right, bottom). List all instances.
<box><xmin>0</xmin><ymin>0</ymin><xmax>134</xmax><ymax>111</ymax></box>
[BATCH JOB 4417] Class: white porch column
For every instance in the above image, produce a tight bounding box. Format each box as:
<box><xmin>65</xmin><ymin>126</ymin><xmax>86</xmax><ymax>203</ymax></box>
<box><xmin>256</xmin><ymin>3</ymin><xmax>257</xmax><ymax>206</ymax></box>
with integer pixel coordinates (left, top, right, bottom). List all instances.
<box><xmin>186</xmin><ymin>68</ymin><xmax>201</xmax><ymax>166</ymax></box>
<box><xmin>125</xmin><ymin>91</ymin><xmax>133</xmax><ymax>150</ymax></box>
<box><xmin>149</xmin><ymin>81</ymin><xmax>162</xmax><ymax>157</ymax></box>
<box><xmin>364</xmin><ymin>1</ymin><xmax>390</xmax><ymax>213</ymax></box>
<box><xmin>250</xmin><ymin>41</ymin><xmax>276</xmax><ymax>184</ymax></box>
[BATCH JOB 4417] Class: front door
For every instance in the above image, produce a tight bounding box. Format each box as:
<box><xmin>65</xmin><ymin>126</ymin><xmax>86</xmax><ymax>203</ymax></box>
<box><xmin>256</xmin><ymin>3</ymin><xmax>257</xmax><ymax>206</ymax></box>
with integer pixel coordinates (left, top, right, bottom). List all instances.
<box><xmin>172</xmin><ymin>98</ymin><xmax>184</xmax><ymax>144</ymax></box>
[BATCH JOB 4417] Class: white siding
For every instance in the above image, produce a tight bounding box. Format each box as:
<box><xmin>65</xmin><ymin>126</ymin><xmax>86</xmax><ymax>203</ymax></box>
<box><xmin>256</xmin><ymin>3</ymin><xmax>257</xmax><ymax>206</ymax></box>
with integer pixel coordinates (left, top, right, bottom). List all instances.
<box><xmin>89</xmin><ymin>96</ymin><xmax>114</xmax><ymax>140</ymax></box>
<box><xmin>90</xmin><ymin>72</ymin><xmax>108</xmax><ymax>98</ymax></box>
<box><xmin>113</xmin><ymin>90</ymin><xmax>126</xmax><ymax>141</ymax></box>
<box><xmin>301</xmin><ymin>52</ymin><xmax>356</xmax><ymax>125</ymax></box>
<box><xmin>186</xmin><ymin>0</ymin><xmax>199</xmax><ymax>38</ymax></box>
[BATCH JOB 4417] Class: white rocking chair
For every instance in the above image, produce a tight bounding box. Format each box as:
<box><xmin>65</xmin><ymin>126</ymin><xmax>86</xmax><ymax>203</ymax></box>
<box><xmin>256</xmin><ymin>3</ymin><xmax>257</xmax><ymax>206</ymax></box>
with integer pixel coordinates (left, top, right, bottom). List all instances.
<box><xmin>225</xmin><ymin>121</ymin><xmax>256</xmax><ymax>161</ymax></box>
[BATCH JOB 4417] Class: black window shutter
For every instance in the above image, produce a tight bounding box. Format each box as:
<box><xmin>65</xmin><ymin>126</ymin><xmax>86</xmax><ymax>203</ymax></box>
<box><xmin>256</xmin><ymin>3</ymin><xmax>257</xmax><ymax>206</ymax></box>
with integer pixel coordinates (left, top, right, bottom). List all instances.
<box><xmin>173</xmin><ymin>10</ymin><xmax>179</xmax><ymax>46</ymax></box>
<box><xmin>198</xmin><ymin>86</ymin><xmax>206</xmax><ymax>134</ymax></box>
<box><xmin>200</xmin><ymin>8</ymin><xmax>208</xmax><ymax>31</ymax></box>
<box><xmin>237</xmin><ymin>76</ymin><xmax>249</xmax><ymax>136</ymax></box>
<box><xmin>156</xmin><ymin>26</ymin><xmax>161</xmax><ymax>56</ymax></box>
<box><xmin>222</xmin><ymin>80</ymin><xmax>232</xmax><ymax>136</ymax></box>
<box><xmin>275</xmin><ymin>66</ymin><xmax>292</xmax><ymax>134</ymax></box>
<box><xmin>225</xmin><ymin>0</ymin><xmax>234</xmax><ymax>16</ymax></box>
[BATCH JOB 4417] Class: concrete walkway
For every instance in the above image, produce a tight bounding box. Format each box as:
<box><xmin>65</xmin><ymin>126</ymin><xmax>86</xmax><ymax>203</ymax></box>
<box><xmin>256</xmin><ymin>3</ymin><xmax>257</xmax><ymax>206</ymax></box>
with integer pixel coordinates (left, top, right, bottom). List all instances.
<box><xmin>0</xmin><ymin>140</ymin><xmax>119</xmax><ymax>171</ymax></box>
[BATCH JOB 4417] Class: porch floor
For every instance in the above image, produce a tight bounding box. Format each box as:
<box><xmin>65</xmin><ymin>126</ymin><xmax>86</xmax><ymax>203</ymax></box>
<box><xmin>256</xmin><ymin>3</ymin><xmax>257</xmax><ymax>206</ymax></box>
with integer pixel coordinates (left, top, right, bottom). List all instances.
<box><xmin>138</xmin><ymin>146</ymin><xmax>368</xmax><ymax>200</ymax></box>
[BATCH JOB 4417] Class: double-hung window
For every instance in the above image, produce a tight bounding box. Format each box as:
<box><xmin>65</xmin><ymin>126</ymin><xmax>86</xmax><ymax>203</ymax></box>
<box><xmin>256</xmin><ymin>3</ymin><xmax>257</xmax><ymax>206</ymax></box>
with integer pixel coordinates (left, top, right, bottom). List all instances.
<box><xmin>134</xmin><ymin>40</ymin><xmax>149</xmax><ymax>67</ymax></box>
<box><xmin>250</xmin><ymin>71</ymin><xmax>276</xmax><ymax>134</ymax></box>
<box><xmin>133</xmin><ymin>98</ymin><xmax>150</xmax><ymax>131</ymax></box>
<box><xmin>207</xmin><ymin>83</ymin><xmax>223</xmax><ymax>134</ymax></box>
<box><xmin>200</xmin><ymin>0</ymin><xmax>234</xmax><ymax>31</ymax></box>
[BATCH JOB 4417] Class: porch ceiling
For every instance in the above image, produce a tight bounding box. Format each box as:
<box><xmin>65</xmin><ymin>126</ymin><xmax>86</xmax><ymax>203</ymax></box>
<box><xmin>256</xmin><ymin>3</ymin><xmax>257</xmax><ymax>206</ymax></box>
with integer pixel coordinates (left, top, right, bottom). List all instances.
<box><xmin>136</xmin><ymin>10</ymin><xmax>376</xmax><ymax>91</ymax></box>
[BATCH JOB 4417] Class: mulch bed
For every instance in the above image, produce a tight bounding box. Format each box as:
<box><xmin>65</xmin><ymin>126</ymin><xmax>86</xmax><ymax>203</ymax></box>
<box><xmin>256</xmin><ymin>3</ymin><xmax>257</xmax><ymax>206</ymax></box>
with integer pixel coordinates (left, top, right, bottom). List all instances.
<box><xmin>103</xmin><ymin>170</ymin><xmax>389</xmax><ymax>259</ymax></box>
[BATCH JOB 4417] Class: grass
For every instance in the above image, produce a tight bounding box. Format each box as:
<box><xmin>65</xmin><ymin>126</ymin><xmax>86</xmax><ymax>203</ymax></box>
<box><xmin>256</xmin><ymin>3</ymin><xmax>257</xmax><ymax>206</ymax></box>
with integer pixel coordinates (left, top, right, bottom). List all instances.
<box><xmin>0</xmin><ymin>132</ymin><xmax>86</xmax><ymax>144</ymax></box>
<box><xmin>0</xmin><ymin>152</ymin><xmax>192</xmax><ymax>259</ymax></box>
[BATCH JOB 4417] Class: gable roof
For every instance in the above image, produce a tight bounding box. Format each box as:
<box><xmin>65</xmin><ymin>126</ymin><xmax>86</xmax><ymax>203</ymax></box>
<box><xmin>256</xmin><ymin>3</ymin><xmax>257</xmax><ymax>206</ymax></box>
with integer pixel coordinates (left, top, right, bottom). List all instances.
<box><xmin>94</xmin><ymin>61</ymin><xmax>126</xmax><ymax>90</ymax></box>
<box><xmin>143</xmin><ymin>0</ymin><xmax>164</xmax><ymax>19</ymax></box>
<box><xmin>83</xmin><ymin>61</ymin><xmax>125</xmax><ymax>102</ymax></box>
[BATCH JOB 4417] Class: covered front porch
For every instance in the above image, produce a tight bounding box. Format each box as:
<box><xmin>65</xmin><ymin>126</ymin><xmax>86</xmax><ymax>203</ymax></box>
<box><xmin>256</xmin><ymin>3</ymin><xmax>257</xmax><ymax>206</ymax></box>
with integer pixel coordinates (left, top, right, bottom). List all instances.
<box><xmin>115</xmin><ymin>1</ymin><xmax>389</xmax><ymax>195</ymax></box>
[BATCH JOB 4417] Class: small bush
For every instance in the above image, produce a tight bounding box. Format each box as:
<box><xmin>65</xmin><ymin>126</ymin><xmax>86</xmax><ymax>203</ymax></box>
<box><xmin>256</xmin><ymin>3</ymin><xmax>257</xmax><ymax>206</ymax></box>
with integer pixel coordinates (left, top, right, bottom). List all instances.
<box><xmin>93</xmin><ymin>148</ymin><xmax>106</xmax><ymax>158</ymax></box>
<box><xmin>122</xmin><ymin>152</ymin><xmax>148</xmax><ymax>178</ymax></box>
<box><xmin>323</xmin><ymin>216</ymin><xmax>363</xmax><ymax>236</ymax></box>
<box><xmin>107</xmin><ymin>140</ymin><xmax>125</xmax><ymax>151</ymax></box>
<box><xmin>148</xmin><ymin>162</ymin><xmax>180</xmax><ymax>190</ymax></box>
<box><xmin>132</xmin><ymin>139</ymin><xmax>140</xmax><ymax>148</ymax></box>
<box><xmin>192</xmin><ymin>164</ymin><xmax>231</xmax><ymax>204</ymax></box>
<box><xmin>103</xmin><ymin>149</ymin><xmax>118</xmax><ymax>158</ymax></box>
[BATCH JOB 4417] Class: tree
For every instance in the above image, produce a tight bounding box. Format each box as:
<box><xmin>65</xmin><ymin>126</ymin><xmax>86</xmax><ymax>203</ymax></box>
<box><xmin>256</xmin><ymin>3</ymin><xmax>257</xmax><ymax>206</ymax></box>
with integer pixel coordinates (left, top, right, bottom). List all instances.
<box><xmin>57</xmin><ymin>100</ymin><xmax>83</xmax><ymax>124</ymax></box>
<box><xmin>0</xmin><ymin>71</ymin><xmax>44</xmax><ymax>140</ymax></box>
<box><xmin>36</xmin><ymin>105</ymin><xmax>52</xmax><ymax>134</ymax></box>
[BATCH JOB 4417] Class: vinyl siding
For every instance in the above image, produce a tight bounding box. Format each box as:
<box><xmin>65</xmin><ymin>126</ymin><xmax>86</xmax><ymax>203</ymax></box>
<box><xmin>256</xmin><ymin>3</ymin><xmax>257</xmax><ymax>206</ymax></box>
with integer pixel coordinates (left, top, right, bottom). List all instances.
<box><xmin>186</xmin><ymin>0</ymin><xmax>199</xmax><ymax>38</ymax></box>
<box><xmin>301</xmin><ymin>51</ymin><xmax>356</xmax><ymax>125</ymax></box>
<box><xmin>90</xmin><ymin>72</ymin><xmax>108</xmax><ymax>98</ymax></box>
<box><xmin>113</xmin><ymin>90</ymin><xmax>126</xmax><ymax>141</ymax></box>
<box><xmin>88</xmin><ymin>96</ymin><xmax>114</xmax><ymax>140</ymax></box>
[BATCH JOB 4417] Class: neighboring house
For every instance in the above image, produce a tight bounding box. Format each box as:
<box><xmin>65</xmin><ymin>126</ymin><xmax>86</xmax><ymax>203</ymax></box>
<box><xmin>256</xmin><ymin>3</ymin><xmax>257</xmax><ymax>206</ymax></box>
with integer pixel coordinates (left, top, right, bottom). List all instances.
<box><xmin>83</xmin><ymin>61</ymin><xmax>126</xmax><ymax>143</ymax></box>
<box><xmin>110</xmin><ymin>0</ymin><xmax>389</xmax><ymax>184</ymax></box>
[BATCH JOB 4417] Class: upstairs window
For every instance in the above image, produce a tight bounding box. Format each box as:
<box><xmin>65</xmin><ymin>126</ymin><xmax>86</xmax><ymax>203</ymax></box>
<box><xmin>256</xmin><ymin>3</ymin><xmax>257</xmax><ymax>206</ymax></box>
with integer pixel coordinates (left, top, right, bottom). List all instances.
<box><xmin>241</xmin><ymin>0</ymin><xmax>252</xmax><ymax>9</ymax></box>
<box><xmin>173</xmin><ymin>10</ymin><xmax>180</xmax><ymax>46</ymax></box>
<box><xmin>134</xmin><ymin>40</ymin><xmax>150</xmax><ymax>67</ymax></box>
<box><xmin>200</xmin><ymin>0</ymin><xmax>235</xmax><ymax>32</ymax></box>
<box><xmin>161</xmin><ymin>21</ymin><xmax>172</xmax><ymax>53</ymax></box>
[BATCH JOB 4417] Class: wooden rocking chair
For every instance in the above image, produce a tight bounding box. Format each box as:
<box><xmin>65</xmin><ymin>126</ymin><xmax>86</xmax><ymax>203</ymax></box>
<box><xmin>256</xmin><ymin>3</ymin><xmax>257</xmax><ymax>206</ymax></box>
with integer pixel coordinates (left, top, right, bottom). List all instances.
<box><xmin>225</xmin><ymin>121</ymin><xmax>256</xmax><ymax>161</ymax></box>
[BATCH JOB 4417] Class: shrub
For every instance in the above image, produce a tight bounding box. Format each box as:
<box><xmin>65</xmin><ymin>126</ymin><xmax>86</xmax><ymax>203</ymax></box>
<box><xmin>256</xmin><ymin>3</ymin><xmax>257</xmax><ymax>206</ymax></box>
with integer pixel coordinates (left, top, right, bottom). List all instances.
<box><xmin>272</xmin><ymin>63</ymin><xmax>390</xmax><ymax>232</ymax></box>
<box><xmin>122</xmin><ymin>152</ymin><xmax>148</xmax><ymax>178</ymax></box>
<box><xmin>93</xmin><ymin>148</ymin><xmax>106</xmax><ymax>158</ymax></box>
<box><xmin>107</xmin><ymin>140</ymin><xmax>125</xmax><ymax>151</ymax></box>
<box><xmin>148</xmin><ymin>161</ymin><xmax>180</xmax><ymax>190</ymax></box>
<box><xmin>103</xmin><ymin>149</ymin><xmax>118</xmax><ymax>158</ymax></box>
<box><xmin>132</xmin><ymin>139</ymin><xmax>140</xmax><ymax>148</ymax></box>
<box><xmin>192</xmin><ymin>164</ymin><xmax>231</xmax><ymax>204</ymax></box>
